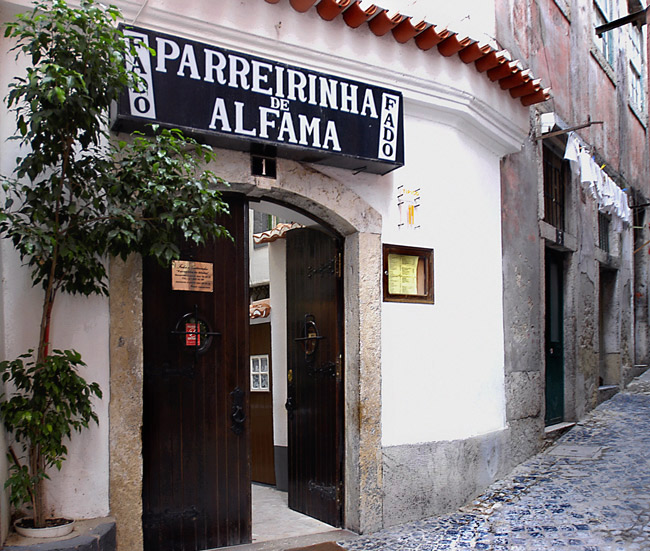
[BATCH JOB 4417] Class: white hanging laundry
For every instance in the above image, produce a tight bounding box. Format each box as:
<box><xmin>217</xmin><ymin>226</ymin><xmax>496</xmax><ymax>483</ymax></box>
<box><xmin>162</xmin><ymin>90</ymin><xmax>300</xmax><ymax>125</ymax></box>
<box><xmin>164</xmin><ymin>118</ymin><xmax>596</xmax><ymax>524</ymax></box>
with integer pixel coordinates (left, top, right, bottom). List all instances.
<box><xmin>579</xmin><ymin>150</ymin><xmax>595</xmax><ymax>183</ymax></box>
<box><xmin>622</xmin><ymin>192</ymin><xmax>632</xmax><ymax>225</ymax></box>
<box><xmin>579</xmin><ymin>150</ymin><xmax>599</xmax><ymax>200</ymax></box>
<box><xmin>564</xmin><ymin>132</ymin><xmax>580</xmax><ymax>163</ymax></box>
<box><xmin>601</xmin><ymin>174</ymin><xmax>617</xmax><ymax>215</ymax></box>
<box><xmin>614</xmin><ymin>186</ymin><xmax>633</xmax><ymax>226</ymax></box>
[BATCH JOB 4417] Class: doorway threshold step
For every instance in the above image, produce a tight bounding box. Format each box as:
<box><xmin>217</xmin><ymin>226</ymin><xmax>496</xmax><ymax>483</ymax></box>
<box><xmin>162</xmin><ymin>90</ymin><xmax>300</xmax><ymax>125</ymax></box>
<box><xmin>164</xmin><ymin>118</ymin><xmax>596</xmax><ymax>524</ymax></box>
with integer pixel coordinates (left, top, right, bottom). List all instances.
<box><xmin>598</xmin><ymin>385</ymin><xmax>619</xmax><ymax>403</ymax></box>
<box><xmin>217</xmin><ymin>530</ymin><xmax>357</xmax><ymax>551</ymax></box>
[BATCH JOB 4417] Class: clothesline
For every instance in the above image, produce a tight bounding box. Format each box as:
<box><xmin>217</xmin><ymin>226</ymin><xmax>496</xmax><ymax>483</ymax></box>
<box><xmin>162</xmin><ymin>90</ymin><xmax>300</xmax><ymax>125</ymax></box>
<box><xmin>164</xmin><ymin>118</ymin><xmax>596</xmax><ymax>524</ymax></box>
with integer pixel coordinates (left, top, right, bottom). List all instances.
<box><xmin>564</xmin><ymin>132</ymin><xmax>632</xmax><ymax>233</ymax></box>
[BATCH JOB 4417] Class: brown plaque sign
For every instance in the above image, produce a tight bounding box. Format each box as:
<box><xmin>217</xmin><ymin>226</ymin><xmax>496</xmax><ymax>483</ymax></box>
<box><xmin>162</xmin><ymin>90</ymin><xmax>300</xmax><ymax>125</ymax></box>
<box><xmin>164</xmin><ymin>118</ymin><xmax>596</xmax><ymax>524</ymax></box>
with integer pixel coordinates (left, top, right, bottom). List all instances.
<box><xmin>171</xmin><ymin>260</ymin><xmax>214</xmax><ymax>292</ymax></box>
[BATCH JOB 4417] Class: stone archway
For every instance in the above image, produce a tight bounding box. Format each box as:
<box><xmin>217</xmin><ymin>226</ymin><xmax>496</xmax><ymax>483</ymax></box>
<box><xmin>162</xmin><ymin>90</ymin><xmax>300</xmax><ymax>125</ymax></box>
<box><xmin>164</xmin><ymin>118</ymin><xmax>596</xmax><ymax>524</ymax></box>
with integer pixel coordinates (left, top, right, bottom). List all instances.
<box><xmin>108</xmin><ymin>155</ymin><xmax>384</xmax><ymax>550</ymax></box>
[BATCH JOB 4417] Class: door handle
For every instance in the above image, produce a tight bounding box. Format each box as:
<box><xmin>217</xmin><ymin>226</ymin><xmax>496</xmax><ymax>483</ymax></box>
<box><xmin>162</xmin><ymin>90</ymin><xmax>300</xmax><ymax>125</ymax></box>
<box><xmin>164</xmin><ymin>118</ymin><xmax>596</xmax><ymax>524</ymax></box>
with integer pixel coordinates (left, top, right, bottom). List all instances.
<box><xmin>285</xmin><ymin>395</ymin><xmax>294</xmax><ymax>420</ymax></box>
<box><xmin>230</xmin><ymin>387</ymin><xmax>245</xmax><ymax>435</ymax></box>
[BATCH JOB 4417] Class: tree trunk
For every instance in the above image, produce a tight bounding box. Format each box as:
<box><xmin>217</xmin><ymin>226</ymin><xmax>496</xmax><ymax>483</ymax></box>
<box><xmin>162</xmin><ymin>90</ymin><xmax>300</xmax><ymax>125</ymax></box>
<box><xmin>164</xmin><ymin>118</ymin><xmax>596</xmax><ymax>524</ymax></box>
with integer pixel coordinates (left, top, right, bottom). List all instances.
<box><xmin>29</xmin><ymin>445</ymin><xmax>45</xmax><ymax>527</ymax></box>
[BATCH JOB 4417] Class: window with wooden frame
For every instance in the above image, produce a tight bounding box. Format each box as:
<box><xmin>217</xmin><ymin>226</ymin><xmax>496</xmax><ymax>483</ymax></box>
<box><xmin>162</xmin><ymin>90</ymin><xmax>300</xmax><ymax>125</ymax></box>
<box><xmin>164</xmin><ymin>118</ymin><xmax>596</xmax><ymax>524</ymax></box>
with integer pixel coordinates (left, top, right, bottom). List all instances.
<box><xmin>543</xmin><ymin>145</ymin><xmax>570</xmax><ymax>231</ymax></box>
<box><xmin>598</xmin><ymin>211</ymin><xmax>611</xmax><ymax>253</ymax></box>
<box><xmin>629</xmin><ymin>62</ymin><xmax>644</xmax><ymax>111</ymax></box>
<box><xmin>250</xmin><ymin>354</ymin><xmax>270</xmax><ymax>392</ymax></box>
<box><xmin>382</xmin><ymin>244</ymin><xmax>434</xmax><ymax>304</ymax></box>
<box><xmin>594</xmin><ymin>0</ymin><xmax>616</xmax><ymax>67</ymax></box>
<box><xmin>628</xmin><ymin>25</ymin><xmax>645</xmax><ymax>114</ymax></box>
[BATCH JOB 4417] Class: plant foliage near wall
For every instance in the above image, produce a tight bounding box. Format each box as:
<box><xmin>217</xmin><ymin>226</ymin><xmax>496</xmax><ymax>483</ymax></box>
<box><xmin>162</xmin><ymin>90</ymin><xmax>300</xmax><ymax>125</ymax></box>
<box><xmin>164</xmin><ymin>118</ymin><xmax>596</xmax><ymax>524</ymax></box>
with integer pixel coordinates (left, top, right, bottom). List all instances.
<box><xmin>0</xmin><ymin>0</ymin><xmax>230</xmax><ymax>528</ymax></box>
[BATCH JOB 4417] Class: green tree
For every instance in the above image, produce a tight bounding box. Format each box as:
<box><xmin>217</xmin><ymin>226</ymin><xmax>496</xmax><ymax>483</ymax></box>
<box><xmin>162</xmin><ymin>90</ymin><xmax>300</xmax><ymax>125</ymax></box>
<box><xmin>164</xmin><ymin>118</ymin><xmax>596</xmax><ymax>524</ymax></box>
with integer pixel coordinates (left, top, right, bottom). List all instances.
<box><xmin>0</xmin><ymin>0</ymin><xmax>230</xmax><ymax>527</ymax></box>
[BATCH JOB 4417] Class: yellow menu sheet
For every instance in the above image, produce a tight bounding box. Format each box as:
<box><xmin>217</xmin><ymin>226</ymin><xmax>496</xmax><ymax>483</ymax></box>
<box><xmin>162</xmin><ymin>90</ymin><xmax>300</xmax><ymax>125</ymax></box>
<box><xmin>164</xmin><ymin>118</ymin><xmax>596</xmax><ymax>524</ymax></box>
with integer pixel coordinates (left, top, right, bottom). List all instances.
<box><xmin>387</xmin><ymin>254</ymin><xmax>419</xmax><ymax>295</ymax></box>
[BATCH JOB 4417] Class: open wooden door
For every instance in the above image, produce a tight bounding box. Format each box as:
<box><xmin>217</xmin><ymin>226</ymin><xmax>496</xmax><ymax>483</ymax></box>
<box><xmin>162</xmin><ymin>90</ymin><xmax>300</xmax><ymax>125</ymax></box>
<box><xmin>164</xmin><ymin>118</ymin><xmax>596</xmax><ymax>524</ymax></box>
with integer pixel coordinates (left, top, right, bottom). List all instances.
<box><xmin>250</xmin><ymin>322</ymin><xmax>276</xmax><ymax>485</ymax></box>
<box><xmin>286</xmin><ymin>227</ymin><xmax>344</xmax><ymax>527</ymax></box>
<box><xmin>142</xmin><ymin>196</ymin><xmax>250</xmax><ymax>551</ymax></box>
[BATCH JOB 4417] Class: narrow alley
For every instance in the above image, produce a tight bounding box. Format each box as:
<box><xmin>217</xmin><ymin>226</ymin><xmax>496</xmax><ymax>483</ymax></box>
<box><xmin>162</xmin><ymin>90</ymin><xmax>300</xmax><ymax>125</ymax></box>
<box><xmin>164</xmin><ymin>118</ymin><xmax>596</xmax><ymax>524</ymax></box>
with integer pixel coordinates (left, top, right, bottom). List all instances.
<box><xmin>334</xmin><ymin>370</ymin><xmax>650</xmax><ymax>551</ymax></box>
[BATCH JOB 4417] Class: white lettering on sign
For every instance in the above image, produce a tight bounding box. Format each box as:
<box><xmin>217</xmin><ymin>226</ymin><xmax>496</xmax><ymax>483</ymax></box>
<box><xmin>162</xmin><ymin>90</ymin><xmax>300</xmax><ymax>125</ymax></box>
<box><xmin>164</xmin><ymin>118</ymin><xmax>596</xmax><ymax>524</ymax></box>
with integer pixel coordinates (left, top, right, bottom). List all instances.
<box><xmin>120</xmin><ymin>27</ymin><xmax>404</xmax><ymax>170</ymax></box>
<box><xmin>148</xmin><ymin>36</ymin><xmax>380</xmax><ymax>119</ymax></box>
<box><xmin>208</xmin><ymin>96</ymin><xmax>341</xmax><ymax>151</ymax></box>
<box><xmin>378</xmin><ymin>93</ymin><xmax>400</xmax><ymax>161</ymax></box>
<box><xmin>124</xmin><ymin>30</ymin><xmax>156</xmax><ymax>119</ymax></box>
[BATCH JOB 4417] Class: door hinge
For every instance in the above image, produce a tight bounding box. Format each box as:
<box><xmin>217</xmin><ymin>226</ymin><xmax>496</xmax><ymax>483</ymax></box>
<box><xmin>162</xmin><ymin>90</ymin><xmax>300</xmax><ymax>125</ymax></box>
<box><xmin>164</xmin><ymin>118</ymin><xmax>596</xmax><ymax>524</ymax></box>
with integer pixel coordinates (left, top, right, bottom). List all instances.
<box><xmin>336</xmin><ymin>481</ymin><xmax>343</xmax><ymax>506</ymax></box>
<box><xmin>335</xmin><ymin>354</ymin><xmax>342</xmax><ymax>382</ymax></box>
<box><xmin>335</xmin><ymin>251</ymin><xmax>342</xmax><ymax>278</ymax></box>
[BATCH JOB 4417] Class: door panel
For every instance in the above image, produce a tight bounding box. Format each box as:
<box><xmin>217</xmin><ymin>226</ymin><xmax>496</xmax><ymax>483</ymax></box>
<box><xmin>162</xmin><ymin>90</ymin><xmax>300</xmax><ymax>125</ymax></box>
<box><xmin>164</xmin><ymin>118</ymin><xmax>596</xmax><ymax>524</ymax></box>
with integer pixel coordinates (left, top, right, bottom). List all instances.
<box><xmin>250</xmin><ymin>323</ymin><xmax>276</xmax><ymax>485</ymax></box>
<box><xmin>143</xmin><ymin>196</ymin><xmax>250</xmax><ymax>551</ymax></box>
<box><xmin>545</xmin><ymin>248</ymin><xmax>564</xmax><ymax>426</ymax></box>
<box><xmin>286</xmin><ymin>227</ymin><xmax>343</xmax><ymax>527</ymax></box>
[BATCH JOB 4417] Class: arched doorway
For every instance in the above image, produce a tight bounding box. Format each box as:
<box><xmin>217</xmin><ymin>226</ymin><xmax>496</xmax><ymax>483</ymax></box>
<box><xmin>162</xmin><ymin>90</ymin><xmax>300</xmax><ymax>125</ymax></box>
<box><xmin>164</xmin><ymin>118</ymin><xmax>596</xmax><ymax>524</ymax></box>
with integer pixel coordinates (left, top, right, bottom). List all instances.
<box><xmin>140</xmin><ymin>196</ymin><xmax>344</xmax><ymax>550</ymax></box>
<box><xmin>109</xmin><ymin>165</ymin><xmax>385</xmax><ymax>550</ymax></box>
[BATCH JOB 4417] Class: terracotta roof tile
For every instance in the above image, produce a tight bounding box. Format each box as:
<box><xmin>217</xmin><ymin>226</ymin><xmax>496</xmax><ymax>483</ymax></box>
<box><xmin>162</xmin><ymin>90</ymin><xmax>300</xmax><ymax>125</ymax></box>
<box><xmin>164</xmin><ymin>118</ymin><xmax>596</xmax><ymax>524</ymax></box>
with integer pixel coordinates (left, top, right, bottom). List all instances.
<box><xmin>391</xmin><ymin>17</ymin><xmax>428</xmax><ymax>43</ymax></box>
<box><xmin>438</xmin><ymin>34</ymin><xmax>473</xmax><ymax>57</ymax></box>
<box><xmin>264</xmin><ymin>0</ymin><xmax>551</xmax><ymax>107</ymax></box>
<box><xmin>253</xmin><ymin>222</ymin><xmax>305</xmax><ymax>244</ymax></box>
<box><xmin>509</xmin><ymin>78</ymin><xmax>542</xmax><ymax>98</ymax></box>
<box><xmin>521</xmin><ymin>88</ymin><xmax>551</xmax><ymax>106</ymax></box>
<box><xmin>290</xmin><ymin>0</ymin><xmax>318</xmax><ymax>12</ymax></box>
<box><xmin>368</xmin><ymin>9</ymin><xmax>404</xmax><ymax>36</ymax></box>
<box><xmin>342</xmin><ymin>1</ymin><xmax>378</xmax><ymax>27</ymax></box>
<box><xmin>317</xmin><ymin>0</ymin><xmax>353</xmax><ymax>20</ymax></box>
<box><xmin>487</xmin><ymin>60</ymin><xmax>520</xmax><ymax>81</ymax></box>
<box><xmin>250</xmin><ymin>299</ymin><xmax>271</xmax><ymax>319</ymax></box>
<box><xmin>415</xmin><ymin>24</ymin><xmax>450</xmax><ymax>50</ymax></box>
<box><xmin>499</xmin><ymin>69</ymin><xmax>531</xmax><ymax>90</ymax></box>
<box><xmin>474</xmin><ymin>49</ymin><xmax>508</xmax><ymax>72</ymax></box>
<box><xmin>458</xmin><ymin>42</ymin><xmax>493</xmax><ymax>63</ymax></box>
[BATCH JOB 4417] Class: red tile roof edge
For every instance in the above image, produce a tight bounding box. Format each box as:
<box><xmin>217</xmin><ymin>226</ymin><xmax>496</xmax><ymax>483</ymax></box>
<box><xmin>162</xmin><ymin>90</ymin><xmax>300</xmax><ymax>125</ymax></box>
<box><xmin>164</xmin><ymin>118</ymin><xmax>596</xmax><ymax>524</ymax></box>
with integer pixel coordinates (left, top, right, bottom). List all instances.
<box><xmin>263</xmin><ymin>0</ymin><xmax>551</xmax><ymax>107</ymax></box>
<box><xmin>253</xmin><ymin>222</ymin><xmax>305</xmax><ymax>244</ymax></box>
<box><xmin>250</xmin><ymin>299</ymin><xmax>272</xmax><ymax>319</ymax></box>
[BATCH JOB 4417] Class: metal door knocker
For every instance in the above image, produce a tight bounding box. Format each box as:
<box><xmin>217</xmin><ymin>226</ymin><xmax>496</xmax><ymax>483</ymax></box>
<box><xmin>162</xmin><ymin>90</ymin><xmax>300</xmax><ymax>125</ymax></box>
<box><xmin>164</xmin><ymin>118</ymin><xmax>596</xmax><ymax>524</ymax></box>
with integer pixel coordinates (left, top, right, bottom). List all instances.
<box><xmin>294</xmin><ymin>314</ymin><xmax>325</xmax><ymax>357</ymax></box>
<box><xmin>171</xmin><ymin>305</ymin><xmax>220</xmax><ymax>356</ymax></box>
<box><xmin>231</xmin><ymin>387</ymin><xmax>246</xmax><ymax>435</ymax></box>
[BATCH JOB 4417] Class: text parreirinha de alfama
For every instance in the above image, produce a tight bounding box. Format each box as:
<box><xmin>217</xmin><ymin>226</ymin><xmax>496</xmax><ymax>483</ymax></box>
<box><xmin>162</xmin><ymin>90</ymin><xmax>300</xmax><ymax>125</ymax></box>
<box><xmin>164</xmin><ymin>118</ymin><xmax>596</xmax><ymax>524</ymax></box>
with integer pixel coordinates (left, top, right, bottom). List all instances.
<box><xmin>125</xmin><ymin>30</ymin><xmax>401</xmax><ymax>161</ymax></box>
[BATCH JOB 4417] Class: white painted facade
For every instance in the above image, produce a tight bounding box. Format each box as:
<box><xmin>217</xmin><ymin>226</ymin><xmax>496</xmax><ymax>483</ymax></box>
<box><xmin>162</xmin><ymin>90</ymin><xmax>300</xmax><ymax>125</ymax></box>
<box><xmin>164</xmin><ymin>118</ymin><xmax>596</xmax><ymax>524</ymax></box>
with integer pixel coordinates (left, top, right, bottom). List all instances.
<box><xmin>0</xmin><ymin>0</ymin><xmax>531</xmax><ymax>545</ymax></box>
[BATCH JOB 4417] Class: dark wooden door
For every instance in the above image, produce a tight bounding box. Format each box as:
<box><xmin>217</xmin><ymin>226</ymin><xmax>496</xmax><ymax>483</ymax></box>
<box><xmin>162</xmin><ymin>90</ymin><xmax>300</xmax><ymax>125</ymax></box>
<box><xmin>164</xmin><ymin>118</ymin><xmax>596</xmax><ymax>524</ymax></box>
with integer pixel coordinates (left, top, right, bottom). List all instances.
<box><xmin>545</xmin><ymin>248</ymin><xmax>565</xmax><ymax>426</ymax></box>
<box><xmin>143</xmin><ymin>196</ymin><xmax>250</xmax><ymax>551</ymax></box>
<box><xmin>286</xmin><ymin>227</ymin><xmax>343</xmax><ymax>527</ymax></box>
<box><xmin>250</xmin><ymin>323</ymin><xmax>276</xmax><ymax>485</ymax></box>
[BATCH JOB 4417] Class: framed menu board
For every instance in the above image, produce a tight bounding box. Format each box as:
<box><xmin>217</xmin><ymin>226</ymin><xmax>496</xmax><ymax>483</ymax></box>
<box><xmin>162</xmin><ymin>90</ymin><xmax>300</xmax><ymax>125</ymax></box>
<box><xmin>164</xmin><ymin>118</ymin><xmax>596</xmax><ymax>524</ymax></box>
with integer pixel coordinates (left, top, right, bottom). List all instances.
<box><xmin>382</xmin><ymin>244</ymin><xmax>434</xmax><ymax>304</ymax></box>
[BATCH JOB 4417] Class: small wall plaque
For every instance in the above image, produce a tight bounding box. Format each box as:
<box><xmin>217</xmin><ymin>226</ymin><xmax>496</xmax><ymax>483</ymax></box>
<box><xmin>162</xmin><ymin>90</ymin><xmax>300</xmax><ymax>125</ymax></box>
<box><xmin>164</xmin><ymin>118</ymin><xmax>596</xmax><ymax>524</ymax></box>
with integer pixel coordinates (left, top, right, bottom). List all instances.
<box><xmin>171</xmin><ymin>260</ymin><xmax>214</xmax><ymax>292</ymax></box>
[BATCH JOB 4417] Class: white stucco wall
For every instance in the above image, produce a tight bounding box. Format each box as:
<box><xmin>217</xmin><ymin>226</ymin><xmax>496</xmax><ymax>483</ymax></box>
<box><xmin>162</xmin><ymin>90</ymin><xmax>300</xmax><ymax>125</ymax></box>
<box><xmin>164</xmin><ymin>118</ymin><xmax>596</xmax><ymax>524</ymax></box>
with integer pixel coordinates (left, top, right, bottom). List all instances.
<box><xmin>249</xmin><ymin>211</ymin><xmax>271</xmax><ymax>286</ymax></box>
<box><xmin>374</xmin><ymin>0</ymin><xmax>496</xmax><ymax>44</ymax></box>
<box><xmin>378</xmin><ymin>113</ymin><xmax>507</xmax><ymax>446</ymax></box>
<box><xmin>0</xmin><ymin>2</ymin><xmax>110</xmax><ymax>520</ymax></box>
<box><xmin>268</xmin><ymin>239</ymin><xmax>288</xmax><ymax>448</ymax></box>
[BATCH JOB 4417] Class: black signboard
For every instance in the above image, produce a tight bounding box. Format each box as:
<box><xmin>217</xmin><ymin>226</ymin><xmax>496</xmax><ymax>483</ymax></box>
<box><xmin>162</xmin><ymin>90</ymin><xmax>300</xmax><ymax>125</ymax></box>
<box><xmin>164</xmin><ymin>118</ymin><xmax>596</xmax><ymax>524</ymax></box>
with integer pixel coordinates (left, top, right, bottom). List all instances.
<box><xmin>113</xmin><ymin>26</ymin><xmax>404</xmax><ymax>175</ymax></box>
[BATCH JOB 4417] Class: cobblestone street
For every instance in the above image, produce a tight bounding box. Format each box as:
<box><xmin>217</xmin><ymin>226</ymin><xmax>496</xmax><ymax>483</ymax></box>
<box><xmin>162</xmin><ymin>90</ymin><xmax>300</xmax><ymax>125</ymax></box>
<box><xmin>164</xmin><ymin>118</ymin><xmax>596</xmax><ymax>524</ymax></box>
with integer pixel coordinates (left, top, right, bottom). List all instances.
<box><xmin>339</xmin><ymin>371</ymin><xmax>650</xmax><ymax>551</ymax></box>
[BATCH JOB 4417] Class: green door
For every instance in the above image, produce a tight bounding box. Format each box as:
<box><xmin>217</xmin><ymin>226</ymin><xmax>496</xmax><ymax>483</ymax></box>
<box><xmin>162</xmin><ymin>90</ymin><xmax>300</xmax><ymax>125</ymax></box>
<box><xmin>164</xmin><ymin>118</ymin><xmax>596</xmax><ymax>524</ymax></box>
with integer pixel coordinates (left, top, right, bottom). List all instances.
<box><xmin>545</xmin><ymin>248</ymin><xmax>564</xmax><ymax>425</ymax></box>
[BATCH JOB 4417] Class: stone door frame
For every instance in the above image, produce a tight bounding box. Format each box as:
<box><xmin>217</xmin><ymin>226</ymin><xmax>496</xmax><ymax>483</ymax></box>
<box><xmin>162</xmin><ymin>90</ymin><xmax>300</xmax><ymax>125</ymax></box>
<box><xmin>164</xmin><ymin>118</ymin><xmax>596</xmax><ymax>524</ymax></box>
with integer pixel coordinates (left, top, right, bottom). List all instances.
<box><xmin>109</xmin><ymin>161</ymin><xmax>384</xmax><ymax>550</ymax></box>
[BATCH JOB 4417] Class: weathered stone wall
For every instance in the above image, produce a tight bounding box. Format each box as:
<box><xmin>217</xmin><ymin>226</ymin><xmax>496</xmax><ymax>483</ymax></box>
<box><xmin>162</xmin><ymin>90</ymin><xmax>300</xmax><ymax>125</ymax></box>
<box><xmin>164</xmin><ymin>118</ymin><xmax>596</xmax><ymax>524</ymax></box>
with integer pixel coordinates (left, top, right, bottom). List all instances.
<box><xmin>382</xmin><ymin>430</ymin><xmax>510</xmax><ymax>526</ymax></box>
<box><xmin>496</xmin><ymin>0</ymin><xmax>648</xmax><ymax>457</ymax></box>
<box><xmin>108</xmin><ymin>256</ymin><xmax>144</xmax><ymax>551</ymax></box>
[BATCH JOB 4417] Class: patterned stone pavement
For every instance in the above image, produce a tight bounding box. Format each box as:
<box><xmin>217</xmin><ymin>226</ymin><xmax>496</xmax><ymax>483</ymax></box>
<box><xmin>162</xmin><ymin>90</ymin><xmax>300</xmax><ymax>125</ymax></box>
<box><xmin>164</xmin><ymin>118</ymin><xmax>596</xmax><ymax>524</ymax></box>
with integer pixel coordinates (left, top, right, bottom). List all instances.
<box><xmin>339</xmin><ymin>371</ymin><xmax>650</xmax><ymax>551</ymax></box>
